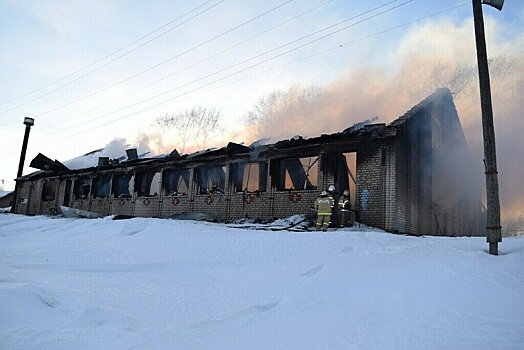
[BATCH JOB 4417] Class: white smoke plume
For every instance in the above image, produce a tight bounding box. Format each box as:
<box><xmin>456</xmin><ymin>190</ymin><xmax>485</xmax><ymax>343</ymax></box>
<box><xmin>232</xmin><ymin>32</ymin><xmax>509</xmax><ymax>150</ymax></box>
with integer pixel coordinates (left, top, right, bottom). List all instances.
<box><xmin>123</xmin><ymin>16</ymin><xmax>523</xmax><ymax>223</ymax></box>
<box><xmin>230</xmin><ymin>17</ymin><xmax>524</xmax><ymax>222</ymax></box>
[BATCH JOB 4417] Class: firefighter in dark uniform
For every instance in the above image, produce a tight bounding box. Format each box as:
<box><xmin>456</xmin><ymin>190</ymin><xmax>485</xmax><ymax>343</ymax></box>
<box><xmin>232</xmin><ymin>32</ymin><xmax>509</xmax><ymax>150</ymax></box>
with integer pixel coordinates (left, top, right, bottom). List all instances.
<box><xmin>314</xmin><ymin>191</ymin><xmax>333</xmax><ymax>231</ymax></box>
<box><xmin>337</xmin><ymin>189</ymin><xmax>351</xmax><ymax>227</ymax></box>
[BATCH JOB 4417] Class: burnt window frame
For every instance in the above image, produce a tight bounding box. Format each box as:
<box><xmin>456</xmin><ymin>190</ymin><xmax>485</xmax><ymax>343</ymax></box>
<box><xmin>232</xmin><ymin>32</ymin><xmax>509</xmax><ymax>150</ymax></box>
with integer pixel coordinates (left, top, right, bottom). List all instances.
<box><xmin>194</xmin><ymin>163</ymin><xmax>227</xmax><ymax>195</ymax></box>
<box><xmin>339</xmin><ymin>151</ymin><xmax>357</xmax><ymax>209</ymax></box>
<box><xmin>92</xmin><ymin>173</ymin><xmax>112</xmax><ymax>199</ymax></box>
<box><xmin>17</xmin><ymin>182</ymin><xmax>30</xmax><ymax>204</ymax></box>
<box><xmin>135</xmin><ymin>169</ymin><xmax>161</xmax><ymax>198</ymax></box>
<box><xmin>162</xmin><ymin>168</ymin><xmax>191</xmax><ymax>197</ymax></box>
<box><xmin>73</xmin><ymin>176</ymin><xmax>91</xmax><ymax>200</ymax></box>
<box><xmin>270</xmin><ymin>155</ymin><xmax>319</xmax><ymax>191</ymax></box>
<box><xmin>41</xmin><ymin>179</ymin><xmax>58</xmax><ymax>202</ymax></box>
<box><xmin>230</xmin><ymin>161</ymin><xmax>268</xmax><ymax>193</ymax></box>
<box><xmin>111</xmin><ymin>173</ymin><xmax>135</xmax><ymax>199</ymax></box>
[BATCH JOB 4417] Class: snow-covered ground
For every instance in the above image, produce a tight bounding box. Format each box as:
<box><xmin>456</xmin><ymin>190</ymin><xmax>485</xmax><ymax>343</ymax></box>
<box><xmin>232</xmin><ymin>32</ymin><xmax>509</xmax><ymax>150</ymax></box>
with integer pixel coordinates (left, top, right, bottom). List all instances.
<box><xmin>1</xmin><ymin>214</ymin><xmax>523</xmax><ymax>350</ymax></box>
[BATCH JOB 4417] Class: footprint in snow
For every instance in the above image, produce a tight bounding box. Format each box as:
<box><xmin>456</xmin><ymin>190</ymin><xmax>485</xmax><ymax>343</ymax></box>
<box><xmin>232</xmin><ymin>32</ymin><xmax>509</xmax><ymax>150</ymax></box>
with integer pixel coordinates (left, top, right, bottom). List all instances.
<box><xmin>339</xmin><ymin>246</ymin><xmax>354</xmax><ymax>254</ymax></box>
<box><xmin>190</xmin><ymin>301</ymin><xmax>279</xmax><ymax>331</ymax></box>
<box><xmin>237</xmin><ymin>301</ymin><xmax>279</xmax><ymax>315</ymax></box>
<box><xmin>301</xmin><ymin>264</ymin><xmax>323</xmax><ymax>278</ymax></box>
<box><xmin>38</xmin><ymin>295</ymin><xmax>59</xmax><ymax>308</ymax></box>
<box><xmin>124</xmin><ymin>229</ymin><xmax>141</xmax><ymax>236</ymax></box>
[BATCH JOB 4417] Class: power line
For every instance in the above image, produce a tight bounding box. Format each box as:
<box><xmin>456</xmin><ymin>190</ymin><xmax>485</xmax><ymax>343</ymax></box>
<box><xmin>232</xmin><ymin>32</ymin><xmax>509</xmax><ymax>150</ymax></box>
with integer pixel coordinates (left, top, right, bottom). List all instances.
<box><xmin>36</xmin><ymin>0</ymin><xmax>414</xmax><ymax>140</ymax></box>
<box><xmin>33</xmin><ymin>0</ymin><xmax>404</xmax><ymax>138</ymax></box>
<box><xmin>0</xmin><ymin>0</ymin><xmax>226</xmax><ymax>118</ymax></box>
<box><xmin>0</xmin><ymin>1</ymin><xmax>220</xmax><ymax>110</ymax></box>
<box><xmin>20</xmin><ymin>0</ymin><xmax>294</xmax><ymax>123</ymax></box>
<box><xmin>205</xmin><ymin>3</ymin><xmax>471</xmax><ymax>97</ymax></box>
<box><xmin>30</xmin><ymin>0</ymin><xmax>397</xmax><ymax>132</ymax></box>
<box><xmin>0</xmin><ymin>0</ymin><xmax>217</xmax><ymax>110</ymax></box>
<box><xmin>31</xmin><ymin>0</ymin><xmax>336</xmax><ymax>133</ymax></box>
<box><xmin>0</xmin><ymin>3</ymin><xmax>468</xmax><ymax>158</ymax></box>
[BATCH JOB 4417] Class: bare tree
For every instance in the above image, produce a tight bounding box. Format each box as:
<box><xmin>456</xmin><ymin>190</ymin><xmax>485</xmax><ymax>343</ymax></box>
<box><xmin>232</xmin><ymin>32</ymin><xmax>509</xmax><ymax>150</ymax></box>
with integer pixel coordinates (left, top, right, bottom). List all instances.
<box><xmin>415</xmin><ymin>55</ymin><xmax>518</xmax><ymax>99</ymax></box>
<box><xmin>244</xmin><ymin>86</ymin><xmax>322</xmax><ymax>138</ymax></box>
<box><xmin>503</xmin><ymin>215</ymin><xmax>524</xmax><ymax>237</ymax></box>
<box><xmin>244</xmin><ymin>90</ymin><xmax>285</xmax><ymax>126</ymax></box>
<box><xmin>155</xmin><ymin>107</ymin><xmax>223</xmax><ymax>153</ymax></box>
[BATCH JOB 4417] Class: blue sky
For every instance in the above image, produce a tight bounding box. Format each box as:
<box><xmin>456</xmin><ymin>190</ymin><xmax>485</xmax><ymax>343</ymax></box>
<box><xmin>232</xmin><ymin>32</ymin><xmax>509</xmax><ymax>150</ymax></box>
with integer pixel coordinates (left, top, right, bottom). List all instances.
<box><xmin>0</xmin><ymin>0</ymin><xmax>523</xmax><ymax>190</ymax></box>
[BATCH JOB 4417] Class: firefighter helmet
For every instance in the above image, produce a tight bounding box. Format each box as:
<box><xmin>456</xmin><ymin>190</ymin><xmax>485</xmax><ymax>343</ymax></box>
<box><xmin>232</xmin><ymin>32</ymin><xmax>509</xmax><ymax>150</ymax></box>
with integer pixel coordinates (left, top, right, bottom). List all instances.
<box><xmin>343</xmin><ymin>189</ymin><xmax>349</xmax><ymax>196</ymax></box>
<box><xmin>321</xmin><ymin>191</ymin><xmax>328</xmax><ymax>196</ymax></box>
<box><xmin>328</xmin><ymin>185</ymin><xmax>335</xmax><ymax>192</ymax></box>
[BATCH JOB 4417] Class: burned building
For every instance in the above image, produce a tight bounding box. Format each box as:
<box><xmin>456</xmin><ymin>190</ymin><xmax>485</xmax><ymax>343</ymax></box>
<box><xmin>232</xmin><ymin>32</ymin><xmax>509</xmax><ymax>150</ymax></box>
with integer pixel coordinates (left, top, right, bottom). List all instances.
<box><xmin>0</xmin><ymin>191</ymin><xmax>14</xmax><ymax>209</ymax></box>
<box><xmin>12</xmin><ymin>89</ymin><xmax>484</xmax><ymax>236</ymax></box>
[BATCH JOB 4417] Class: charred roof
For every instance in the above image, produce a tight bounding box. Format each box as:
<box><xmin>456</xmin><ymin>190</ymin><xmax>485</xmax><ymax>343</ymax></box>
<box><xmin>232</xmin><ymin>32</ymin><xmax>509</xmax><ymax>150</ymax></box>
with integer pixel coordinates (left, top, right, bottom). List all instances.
<box><xmin>17</xmin><ymin>88</ymin><xmax>454</xmax><ymax>181</ymax></box>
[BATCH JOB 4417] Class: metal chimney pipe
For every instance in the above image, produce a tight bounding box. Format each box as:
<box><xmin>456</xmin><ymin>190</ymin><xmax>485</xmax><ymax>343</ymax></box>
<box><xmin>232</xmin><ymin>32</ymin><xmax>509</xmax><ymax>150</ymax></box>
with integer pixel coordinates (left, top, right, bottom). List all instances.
<box><xmin>17</xmin><ymin>117</ymin><xmax>35</xmax><ymax>178</ymax></box>
<box><xmin>11</xmin><ymin>117</ymin><xmax>34</xmax><ymax>213</ymax></box>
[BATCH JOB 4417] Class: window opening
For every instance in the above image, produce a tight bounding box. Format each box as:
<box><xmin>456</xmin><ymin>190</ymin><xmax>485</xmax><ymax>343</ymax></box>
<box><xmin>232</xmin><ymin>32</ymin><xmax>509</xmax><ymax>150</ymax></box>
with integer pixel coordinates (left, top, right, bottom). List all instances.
<box><xmin>230</xmin><ymin>162</ymin><xmax>267</xmax><ymax>192</ymax></box>
<box><xmin>112</xmin><ymin>174</ymin><xmax>134</xmax><ymax>198</ymax></box>
<box><xmin>273</xmin><ymin>156</ymin><xmax>318</xmax><ymax>190</ymax></box>
<box><xmin>195</xmin><ymin>164</ymin><xmax>226</xmax><ymax>194</ymax></box>
<box><xmin>41</xmin><ymin>180</ymin><xmax>57</xmax><ymax>202</ymax></box>
<box><xmin>163</xmin><ymin>169</ymin><xmax>190</xmax><ymax>196</ymax></box>
<box><xmin>341</xmin><ymin>152</ymin><xmax>357</xmax><ymax>209</ymax></box>
<box><xmin>63</xmin><ymin>180</ymin><xmax>72</xmax><ymax>206</ymax></box>
<box><xmin>73</xmin><ymin>177</ymin><xmax>91</xmax><ymax>199</ymax></box>
<box><xmin>92</xmin><ymin>174</ymin><xmax>111</xmax><ymax>199</ymax></box>
<box><xmin>135</xmin><ymin>171</ymin><xmax>161</xmax><ymax>197</ymax></box>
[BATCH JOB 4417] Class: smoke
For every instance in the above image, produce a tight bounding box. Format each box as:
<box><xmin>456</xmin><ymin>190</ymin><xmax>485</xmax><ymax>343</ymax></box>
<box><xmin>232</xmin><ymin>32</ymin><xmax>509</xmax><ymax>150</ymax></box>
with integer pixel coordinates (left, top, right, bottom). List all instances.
<box><xmin>231</xmin><ymin>17</ymin><xmax>524</xmax><ymax>222</ymax></box>
<box><xmin>118</xmin><ymin>16</ymin><xmax>522</xmax><ymax>222</ymax></box>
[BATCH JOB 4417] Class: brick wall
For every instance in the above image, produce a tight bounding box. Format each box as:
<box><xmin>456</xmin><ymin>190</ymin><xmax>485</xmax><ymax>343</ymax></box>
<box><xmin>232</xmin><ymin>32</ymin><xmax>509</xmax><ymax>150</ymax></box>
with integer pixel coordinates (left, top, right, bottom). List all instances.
<box><xmin>191</xmin><ymin>194</ymin><xmax>229</xmax><ymax>221</ymax></box>
<box><xmin>394</xmin><ymin>111</ymin><xmax>434</xmax><ymax>236</ymax></box>
<box><xmin>356</xmin><ymin>139</ymin><xmax>393</xmax><ymax>230</ymax></box>
<box><xmin>383</xmin><ymin>144</ymin><xmax>397</xmax><ymax>231</ymax></box>
<box><xmin>90</xmin><ymin>198</ymin><xmax>112</xmax><ymax>216</ymax></box>
<box><xmin>70</xmin><ymin>198</ymin><xmax>92</xmax><ymax>213</ymax></box>
<box><xmin>190</xmin><ymin>165</ymin><xmax>230</xmax><ymax>221</ymax></box>
<box><xmin>270</xmin><ymin>191</ymin><xmax>318</xmax><ymax>219</ymax></box>
<box><xmin>14</xmin><ymin>139</ymin><xmax>385</xmax><ymax>225</ymax></box>
<box><xmin>228</xmin><ymin>193</ymin><xmax>273</xmax><ymax>220</ymax></box>
<box><xmin>110</xmin><ymin>197</ymin><xmax>135</xmax><ymax>216</ymax></box>
<box><xmin>134</xmin><ymin>197</ymin><xmax>161</xmax><ymax>217</ymax></box>
<box><xmin>160</xmin><ymin>196</ymin><xmax>192</xmax><ymax>217</ymax></box>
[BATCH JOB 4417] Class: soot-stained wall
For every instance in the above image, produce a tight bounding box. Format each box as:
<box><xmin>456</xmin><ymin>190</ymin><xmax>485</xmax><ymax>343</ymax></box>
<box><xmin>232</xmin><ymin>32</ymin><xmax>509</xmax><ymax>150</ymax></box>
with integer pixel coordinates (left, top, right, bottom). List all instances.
<box><xmin>12</xmin><ymin>89</ymin><xmax>483</xmax><ymax>236</ymax></box>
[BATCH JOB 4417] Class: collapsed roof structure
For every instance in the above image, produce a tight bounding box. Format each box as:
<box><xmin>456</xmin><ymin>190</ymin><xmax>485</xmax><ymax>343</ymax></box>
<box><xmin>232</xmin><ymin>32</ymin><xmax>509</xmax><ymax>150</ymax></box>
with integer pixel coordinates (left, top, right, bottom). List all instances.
<box><xmin>12</xmin><ymin>88</ymin><xmax>484</xmax><ymax>236</ymax></box>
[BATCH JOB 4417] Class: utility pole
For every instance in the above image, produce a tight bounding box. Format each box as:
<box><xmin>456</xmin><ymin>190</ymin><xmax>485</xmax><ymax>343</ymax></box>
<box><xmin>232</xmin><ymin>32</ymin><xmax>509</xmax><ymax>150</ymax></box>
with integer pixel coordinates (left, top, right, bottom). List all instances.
<box><xmin>11</xmin><ymin>117</ymin><xmax>35</xmax><ymax>213</ymax></box>
<box><xmin>472</xmin><ymin>0</ymin><xmax>503</xmax><ymax>255</ymax></box>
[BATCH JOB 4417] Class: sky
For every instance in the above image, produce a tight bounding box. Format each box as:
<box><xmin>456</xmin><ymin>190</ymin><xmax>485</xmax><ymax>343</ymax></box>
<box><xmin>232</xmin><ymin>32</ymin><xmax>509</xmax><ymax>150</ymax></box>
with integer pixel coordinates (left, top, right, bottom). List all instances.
<box><xmin>0</xmin><ymin>0</ymin><xmax>523</xmax><ymax>216</ymax></box>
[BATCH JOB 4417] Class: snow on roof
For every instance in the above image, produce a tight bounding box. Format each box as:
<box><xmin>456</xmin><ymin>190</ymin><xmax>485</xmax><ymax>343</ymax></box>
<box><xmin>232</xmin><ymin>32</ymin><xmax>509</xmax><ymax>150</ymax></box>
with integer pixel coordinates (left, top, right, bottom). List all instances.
<box><xmin>63</xmin><ymin>139</ymin><xmax>151</xmax><ymax>170</ymax></box>
<box><xmin>0</xmin><ymin>190</ymin><xmax>13</xmax><ymax>198</ymax></box>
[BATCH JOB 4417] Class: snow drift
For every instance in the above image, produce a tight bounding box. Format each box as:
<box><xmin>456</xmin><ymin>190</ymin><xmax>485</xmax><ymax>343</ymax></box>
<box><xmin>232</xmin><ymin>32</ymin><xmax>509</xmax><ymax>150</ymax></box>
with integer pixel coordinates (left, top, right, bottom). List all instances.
<box><xmin>0</xmin><ymin>214</ymin><xmax>523</xmax><ymax>349</ymax></box>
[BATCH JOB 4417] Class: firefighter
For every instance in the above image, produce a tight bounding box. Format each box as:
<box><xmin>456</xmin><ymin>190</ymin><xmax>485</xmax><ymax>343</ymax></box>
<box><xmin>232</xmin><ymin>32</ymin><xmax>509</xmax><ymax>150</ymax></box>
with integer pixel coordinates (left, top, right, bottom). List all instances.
<box><xmin>314</xmin><ymin>191</ymin><xmax>333</xmax><ymax>231</ymax></box>
<box><xmin>327</xmin><ymin>184</ymin><xmax>336</xmax><ymax>202</ymax></box>
<box><xmin>337</xmin><ymin>189</ymin><xmax>351</xmax><ymax>227</ymax></box>
<box><xmin>327</xmin><ymin>184</ymin><xmax>336</xmax><ymax>226</ymax></box>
